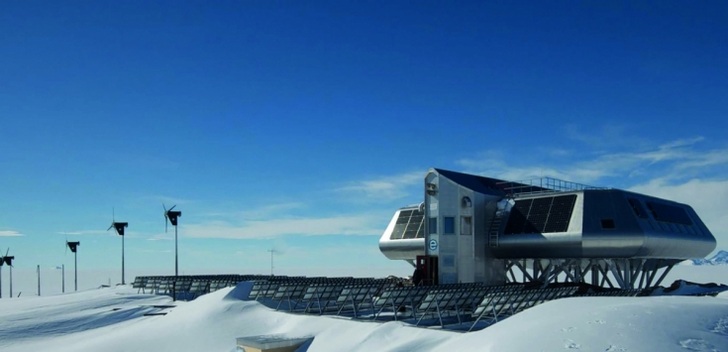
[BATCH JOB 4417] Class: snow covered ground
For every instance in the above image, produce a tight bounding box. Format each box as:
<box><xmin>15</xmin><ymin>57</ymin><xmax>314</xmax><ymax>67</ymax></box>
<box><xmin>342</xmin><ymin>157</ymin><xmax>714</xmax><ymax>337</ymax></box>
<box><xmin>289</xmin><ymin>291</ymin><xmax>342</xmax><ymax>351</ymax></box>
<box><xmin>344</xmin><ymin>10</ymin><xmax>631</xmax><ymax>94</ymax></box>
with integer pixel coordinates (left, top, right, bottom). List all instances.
<box><xmin>1</xmin><ymin>266</ymin><xmax>727</xmax><ymax>352</ymax></box>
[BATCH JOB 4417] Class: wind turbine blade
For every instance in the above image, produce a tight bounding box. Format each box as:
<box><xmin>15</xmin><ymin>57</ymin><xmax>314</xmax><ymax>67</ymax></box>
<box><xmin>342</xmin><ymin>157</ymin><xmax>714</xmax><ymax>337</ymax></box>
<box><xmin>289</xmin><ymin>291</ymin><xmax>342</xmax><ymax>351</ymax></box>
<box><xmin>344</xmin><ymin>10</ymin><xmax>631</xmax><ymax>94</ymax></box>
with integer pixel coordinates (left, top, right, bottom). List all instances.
<box><xmin>4</xmin><ymin>248</ymin><xmax>8</xmax><ymax>257</ymax></box>
<box><xmin>107</xmin><ymin>224</ymin><xmax>114</xmax><ymax>231</ymax></box>
<box><xmin>169</xmin><ymin>205</ymin><xmax>176</xmax><ymax>211</ymax></box>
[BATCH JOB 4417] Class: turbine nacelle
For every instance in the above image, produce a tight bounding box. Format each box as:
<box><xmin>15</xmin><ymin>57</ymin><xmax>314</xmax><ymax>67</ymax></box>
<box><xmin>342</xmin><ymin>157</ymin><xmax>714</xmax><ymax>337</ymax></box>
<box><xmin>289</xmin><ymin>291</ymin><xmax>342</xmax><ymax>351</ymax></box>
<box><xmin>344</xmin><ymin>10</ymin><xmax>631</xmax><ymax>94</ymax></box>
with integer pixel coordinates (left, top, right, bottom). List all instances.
<box><xmin>164</xmin><ymin>204</ymin><xmax>182</xmax><ymax>232</ymax></box>
<box><xmin>0</xmin><ymin>248</ymin><xmax>12</xmax><ymax>267</ymax></box>
<box><xmin>67</xmin><ymin>241</ymin><xmax>80</xmax><ymax>253</ymax></box>
<box><xmin>108</xmin><ymin>222</ymin><xmax>129</xmax><ymax>236</ymax></box>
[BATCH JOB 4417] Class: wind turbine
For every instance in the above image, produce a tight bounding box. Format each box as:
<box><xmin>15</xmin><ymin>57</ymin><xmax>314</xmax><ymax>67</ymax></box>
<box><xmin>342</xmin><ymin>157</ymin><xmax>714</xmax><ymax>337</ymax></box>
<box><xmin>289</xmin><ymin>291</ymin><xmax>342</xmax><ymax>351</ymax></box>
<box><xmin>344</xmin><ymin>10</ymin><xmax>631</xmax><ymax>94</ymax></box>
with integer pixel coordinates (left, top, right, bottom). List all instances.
<box><xmin>0</xmin><ymin>249</ymin><xmax>5</xmax><ymax>299</ymax></box>
<box><xmin>107</xmin><ymin>210</ymin><xmax>128</xmax><ymax>285</ymax></box>
<box><xmin>66</xmin><ymin>241</ymin><xmax>80</xmax><ymax>291</ymax></box>
<box><xmin>0</xmin><ymin>249</ymin><xmax>15</xmax><ymax>298</ymax></box>
<box><xmin>164</xmin><ymin>204</ymin><xmax>182</xmax><ymax>277</ymax></box>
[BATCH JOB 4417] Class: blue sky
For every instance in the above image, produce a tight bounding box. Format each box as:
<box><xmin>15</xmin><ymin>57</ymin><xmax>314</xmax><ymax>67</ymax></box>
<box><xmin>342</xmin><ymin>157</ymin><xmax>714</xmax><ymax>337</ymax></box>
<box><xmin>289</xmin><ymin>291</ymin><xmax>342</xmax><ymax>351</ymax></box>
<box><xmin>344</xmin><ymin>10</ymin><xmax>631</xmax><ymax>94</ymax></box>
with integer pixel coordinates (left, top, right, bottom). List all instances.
<box><xmin>1</xmin><ymin>1</ymin><xmax>727</xmax><ymax>291</ymax></box>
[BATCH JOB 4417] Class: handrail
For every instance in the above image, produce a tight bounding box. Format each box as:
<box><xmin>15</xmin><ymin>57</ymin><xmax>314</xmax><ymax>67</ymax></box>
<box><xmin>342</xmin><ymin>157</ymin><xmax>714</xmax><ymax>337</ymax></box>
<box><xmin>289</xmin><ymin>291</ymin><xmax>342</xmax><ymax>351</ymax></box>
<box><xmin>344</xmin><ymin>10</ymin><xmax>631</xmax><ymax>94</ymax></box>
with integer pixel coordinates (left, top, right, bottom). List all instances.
<box><xmin>497</xmin><ymin>177</ymin><xmax>608</xmax><ymax>198</ymax></box>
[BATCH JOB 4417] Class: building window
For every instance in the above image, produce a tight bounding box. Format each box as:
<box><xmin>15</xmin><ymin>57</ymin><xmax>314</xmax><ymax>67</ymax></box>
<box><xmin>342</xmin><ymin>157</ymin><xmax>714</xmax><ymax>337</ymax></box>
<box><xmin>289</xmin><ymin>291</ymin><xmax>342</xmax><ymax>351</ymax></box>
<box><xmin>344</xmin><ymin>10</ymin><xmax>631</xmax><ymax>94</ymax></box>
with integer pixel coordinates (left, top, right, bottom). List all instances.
<box><xmin>461</xmin><ymin>196</ymin><xmax>472</xmax><ymax>208</ymax></box>
<box><xmin>442</xmin><ymin>255</ymin><xmax>455</xmax><ymax>267</ymax></box>
<box><xmin>444</xmin><ymin>217</ymin><xmax>455</xmax><ymax>235</ymax></box>
<box><xmin>426</xmin><ymin>183</ymin><xmax>438</xmax><ymax>195</ymax></box>
<box><xmin>461</xmin><ymin>216</ymin><xmax>472</xmax><ymax>235</ymax></box>
<box><xmin>601</xmin><ymin>219</ymin><xmax>616</xmax><ymax>229</ymax></box>
<box><xmin>428</xmin><ymin>217</ymin><xmax>438</xmax><ymax>234</ymax></box>
<box><xmin>628</xmin><ymin>198</ymin><xmax>648</xmax><ymax>218</ymax></box>
<box><xmin>645</xmin><ymin>201</ymin><xmax>693</xmax><ymax>225</ymax></box>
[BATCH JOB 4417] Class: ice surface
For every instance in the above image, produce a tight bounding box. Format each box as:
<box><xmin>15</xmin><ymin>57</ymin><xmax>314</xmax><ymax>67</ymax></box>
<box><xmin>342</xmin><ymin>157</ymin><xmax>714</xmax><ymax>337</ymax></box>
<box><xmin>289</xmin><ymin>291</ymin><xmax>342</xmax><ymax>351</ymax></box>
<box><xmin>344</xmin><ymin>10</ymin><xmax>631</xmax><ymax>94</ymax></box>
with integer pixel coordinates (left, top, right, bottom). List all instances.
<box><xmin>1</xmin><ymin>266</ymin><xmax>727</xmax><ymax>352</ymax></box>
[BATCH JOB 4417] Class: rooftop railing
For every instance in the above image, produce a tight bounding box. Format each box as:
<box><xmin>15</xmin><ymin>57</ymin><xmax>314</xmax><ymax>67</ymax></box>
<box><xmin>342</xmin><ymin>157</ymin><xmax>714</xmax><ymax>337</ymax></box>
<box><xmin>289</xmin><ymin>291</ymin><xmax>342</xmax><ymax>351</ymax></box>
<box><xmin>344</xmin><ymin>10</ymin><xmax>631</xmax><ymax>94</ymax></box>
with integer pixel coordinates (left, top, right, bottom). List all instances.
<box><xmin>498</xmin><ymin>177</ymin><xmax>608</xmax><ymax>198</ymax></box>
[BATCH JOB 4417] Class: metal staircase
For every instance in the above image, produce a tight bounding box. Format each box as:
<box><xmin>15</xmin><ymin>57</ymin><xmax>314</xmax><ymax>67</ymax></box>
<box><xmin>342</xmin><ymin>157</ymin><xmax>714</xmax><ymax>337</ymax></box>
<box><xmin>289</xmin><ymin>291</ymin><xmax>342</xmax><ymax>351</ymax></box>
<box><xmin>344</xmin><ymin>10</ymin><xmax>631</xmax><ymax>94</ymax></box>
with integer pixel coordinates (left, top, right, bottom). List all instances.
<box><xmin>488</xmin><ymin>210</ymin><xmax>506</xmax><ymax>248</ymax></box>
<box><xmin>488</xmin><ymin>197</ymin><xmax>513</xmax><ymax>248</ymax></box>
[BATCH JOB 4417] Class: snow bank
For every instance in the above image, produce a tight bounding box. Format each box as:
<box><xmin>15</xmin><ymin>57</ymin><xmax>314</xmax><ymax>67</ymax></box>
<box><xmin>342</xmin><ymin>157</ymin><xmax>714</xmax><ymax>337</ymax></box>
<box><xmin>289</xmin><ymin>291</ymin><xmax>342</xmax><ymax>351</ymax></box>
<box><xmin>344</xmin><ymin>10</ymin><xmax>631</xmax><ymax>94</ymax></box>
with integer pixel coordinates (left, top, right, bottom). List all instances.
<box><xmin>2</xmin><ymin>270</ymin><xmax>728</xmax><ymax>352</ymax></box>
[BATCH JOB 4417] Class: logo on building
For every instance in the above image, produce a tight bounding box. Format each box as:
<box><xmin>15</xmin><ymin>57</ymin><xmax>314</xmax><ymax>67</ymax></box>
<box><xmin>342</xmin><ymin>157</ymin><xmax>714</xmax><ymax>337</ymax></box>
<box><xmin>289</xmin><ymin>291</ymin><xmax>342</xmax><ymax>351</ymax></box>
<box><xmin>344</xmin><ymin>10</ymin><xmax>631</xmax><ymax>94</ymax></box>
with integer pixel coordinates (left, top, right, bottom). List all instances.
<box><xmin>428</xmin><ymin>239</ymin><xmax>438</xmax><ymax>251</ymax></box>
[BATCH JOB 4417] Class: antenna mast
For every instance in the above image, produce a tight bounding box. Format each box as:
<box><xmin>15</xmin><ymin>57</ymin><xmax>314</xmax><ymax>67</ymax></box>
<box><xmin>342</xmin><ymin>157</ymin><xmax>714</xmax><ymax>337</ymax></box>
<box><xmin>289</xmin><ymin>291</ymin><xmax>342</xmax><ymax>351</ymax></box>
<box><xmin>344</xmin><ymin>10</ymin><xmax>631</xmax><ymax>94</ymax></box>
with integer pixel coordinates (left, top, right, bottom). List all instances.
<box><xmin>267</xmin><ymin>249</ymin><xmax>277</xmax><ymax>276</ymax></box>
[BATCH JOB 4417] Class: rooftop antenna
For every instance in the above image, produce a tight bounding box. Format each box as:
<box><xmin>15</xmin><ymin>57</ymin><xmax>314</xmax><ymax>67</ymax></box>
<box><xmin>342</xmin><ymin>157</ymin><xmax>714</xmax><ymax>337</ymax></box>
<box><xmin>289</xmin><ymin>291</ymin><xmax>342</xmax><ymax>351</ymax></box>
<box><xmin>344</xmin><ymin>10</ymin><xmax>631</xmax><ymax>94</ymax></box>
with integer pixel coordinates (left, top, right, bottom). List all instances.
<box><xmin>107</xmin><ymin>208</ymin><xmax>128</xmax><ymax>285</ymax></box>
<box><xmin>66</xmin><ymin>241</ymin><xmax>80</xmax><ymax>291</ymax></box>
<box><xmin>267</xmin><ymin>248</ymin><xmax>278</xmax><ymax>276</ymax></box>
<box><xmin>0</xmin><ymin>249</ymin><xmax>15</xmax><ymax>298</ymax></box>
<box><xmin>163</xmin><ymin>204</ymin><xmax>182</xmax><ymax>277</ymax></box>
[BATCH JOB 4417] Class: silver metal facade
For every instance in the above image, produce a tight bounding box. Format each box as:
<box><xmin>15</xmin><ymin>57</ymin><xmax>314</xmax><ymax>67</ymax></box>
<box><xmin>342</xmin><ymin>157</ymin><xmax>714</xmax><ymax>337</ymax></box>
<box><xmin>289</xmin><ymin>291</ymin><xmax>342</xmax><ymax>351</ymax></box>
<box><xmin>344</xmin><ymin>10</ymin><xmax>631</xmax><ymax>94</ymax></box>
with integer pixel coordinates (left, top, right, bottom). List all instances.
<box><xmin>379</xmin><ymin>168</ymin><xmax>717</xmax><ymax>289</ymax></box>
<box><xmin>378</xmin><ymin>206</ymin><xmax>426</xmax><ymax>262</ymax></box>
<box><xmin>492</xmin><ymin>189</ymin><xmax>716</xmax><ymax>259</ymax></box>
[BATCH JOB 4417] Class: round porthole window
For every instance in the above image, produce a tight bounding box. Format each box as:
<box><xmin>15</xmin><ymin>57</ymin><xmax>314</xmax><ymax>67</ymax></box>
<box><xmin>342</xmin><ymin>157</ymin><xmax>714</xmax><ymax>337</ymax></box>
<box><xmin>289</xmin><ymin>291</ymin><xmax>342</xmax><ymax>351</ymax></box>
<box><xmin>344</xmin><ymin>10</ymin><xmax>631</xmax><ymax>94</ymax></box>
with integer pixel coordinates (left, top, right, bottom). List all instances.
<box><xmin>461</xmin><ymin>196</ymin><xmax>472</xmax><ymax>208</ymax></box>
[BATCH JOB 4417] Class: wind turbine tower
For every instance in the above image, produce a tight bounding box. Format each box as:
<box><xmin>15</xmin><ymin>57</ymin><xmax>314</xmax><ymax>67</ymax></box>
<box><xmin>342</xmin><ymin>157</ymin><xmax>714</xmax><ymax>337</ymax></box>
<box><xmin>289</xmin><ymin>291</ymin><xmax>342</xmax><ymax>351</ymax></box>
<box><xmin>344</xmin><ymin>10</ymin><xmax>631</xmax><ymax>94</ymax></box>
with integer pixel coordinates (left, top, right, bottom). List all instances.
<box><xmin>66</xmin><ymin>241</ymin><xmax>80</xmax><ymax>291</ymax></box>
<box><xmin>0</xmin><ymin>249</ymin><xmax>15</xmax><ymax>298</ymax></box>
<box><xmin>108</xmin><ymin>218</ymin><xmax>128</xmax><ymax>285</ymax></box>
<box><xmin>164</xmin><ymin>205</ymin><xmax>182</xmax><ymax>277</ymax></box>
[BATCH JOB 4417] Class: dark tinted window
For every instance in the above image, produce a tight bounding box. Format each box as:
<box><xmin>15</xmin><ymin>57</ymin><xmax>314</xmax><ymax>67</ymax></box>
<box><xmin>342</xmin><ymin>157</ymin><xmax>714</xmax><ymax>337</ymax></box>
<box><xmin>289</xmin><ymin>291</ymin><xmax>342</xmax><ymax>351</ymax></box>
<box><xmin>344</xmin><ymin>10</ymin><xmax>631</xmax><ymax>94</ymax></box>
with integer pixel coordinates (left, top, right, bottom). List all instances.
<box><xmin>601</xmin><ymin>219</ymin><xmax>615</xmax><ymax>229</ymax></box>
<box><xmin>429</xmin><ymin>217</ymin><xmax>438</xmax><ymax>234</ymax></box>
<box><xmin>628</xmin><ymin>198</ymin><xmax>648</xmax><ymax>218</ymax></box>
<box><xmin>646</xmin><ymin>202</ymin><xmax>693</xmax><ymax>225</ymax></box>
<box><xmin>443</xmin><ymin>217</ymin><xmax>455</xmax><ymax>234</ymax></box>
<box><xmin>504</xmin><ymin>195</ymin><xmax>577</xmax><ymax>234</ymax></box>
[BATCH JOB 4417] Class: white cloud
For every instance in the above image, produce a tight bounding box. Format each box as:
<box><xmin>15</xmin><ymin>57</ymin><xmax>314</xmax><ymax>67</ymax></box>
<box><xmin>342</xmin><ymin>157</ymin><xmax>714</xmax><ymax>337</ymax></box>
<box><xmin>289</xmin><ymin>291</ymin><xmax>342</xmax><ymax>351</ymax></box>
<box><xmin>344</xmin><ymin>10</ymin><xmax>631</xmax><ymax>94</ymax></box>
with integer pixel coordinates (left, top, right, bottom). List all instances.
<box><xmin>146</xmin><ymin>233</ymin><xmax>174</xmax><ymax>241</ymax></box>
<box><xmin>629</xmin><ymin>178</ymin><xmax>728</xmax><ymax>246</ymax></box>
<box><xmin>156</xmin><ymin>195</ymin><xmax>194</xmax><ymax>207</ymax></box>
<box><xmin>58</xmin><ymin>230</ymin><xmax>109</xmax><ymax>236</ymax></box>
<box><xmin>457</xmin><ymin>136</ymin><xmax>728</xmax><ymax>186</ymax></box>
<box><xmin>335</xmin><ymin>171</ymin><xmax>424</xmax><ymax>201</ymax></box>
<box><xmin>457</xmin><ymin>134</ymin><xmax>728</xmax><ymax>249</ymax></box>
<box><xmin>182</xmin><ymin>213</ymin><xmax>387</xmax><ymax>240</ymax></box>
<box><xmin>0</xmin><ymin>230</ymin><xmax>24</xmax><ymax>237</ymax></box>
<box><xmin>238</xmin><ymin>202</ymin><xmax>307</xmax><ymax>220</ymax></box>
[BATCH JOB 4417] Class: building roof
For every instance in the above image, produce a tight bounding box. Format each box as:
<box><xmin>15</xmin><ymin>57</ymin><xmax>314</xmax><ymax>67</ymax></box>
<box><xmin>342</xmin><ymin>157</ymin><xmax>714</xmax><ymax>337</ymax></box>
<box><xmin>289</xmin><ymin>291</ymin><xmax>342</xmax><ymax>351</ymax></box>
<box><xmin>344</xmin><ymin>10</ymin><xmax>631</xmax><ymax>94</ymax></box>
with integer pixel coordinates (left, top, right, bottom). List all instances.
<box><xmin>433</xmin><ymin>168</ymin><xmax>547</xmax><ymax>195</ymax></box>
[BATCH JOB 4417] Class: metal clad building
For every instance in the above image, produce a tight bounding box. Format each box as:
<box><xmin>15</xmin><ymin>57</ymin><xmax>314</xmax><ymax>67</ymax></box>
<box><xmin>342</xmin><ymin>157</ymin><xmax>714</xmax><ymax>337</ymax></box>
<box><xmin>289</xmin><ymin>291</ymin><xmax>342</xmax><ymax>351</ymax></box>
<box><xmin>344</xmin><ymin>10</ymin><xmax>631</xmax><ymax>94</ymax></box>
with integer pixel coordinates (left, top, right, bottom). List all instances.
<box><xmin>379</xmin><ymin>168</ymin><xmax>716</xmax><ymax>289</ymax></box>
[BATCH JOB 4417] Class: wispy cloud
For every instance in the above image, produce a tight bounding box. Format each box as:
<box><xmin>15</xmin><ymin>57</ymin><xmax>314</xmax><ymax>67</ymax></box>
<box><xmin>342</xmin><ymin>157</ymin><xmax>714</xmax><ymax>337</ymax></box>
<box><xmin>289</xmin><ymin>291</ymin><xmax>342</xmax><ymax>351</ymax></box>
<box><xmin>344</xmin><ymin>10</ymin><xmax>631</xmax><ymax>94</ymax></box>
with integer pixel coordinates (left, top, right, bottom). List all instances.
<box><xmin>629</xmin><ymin>178</ymin><xmax>728</xmax><ymax>240</ymax></box>
<box><xmin>58</xmin><ymin>230</ymin><xmax>109</xmax><ymax>236</ymax></box>
<box><xmin>238</xmin><ymin>202</ymin><xmax>307</xmax><ymax>220</ymax></box>
<box><xmin>457</xmin><ymin>135</ymin><xmax>727</xmax><ymax>186</ymax></box>
<box><xmin>182</xmin><ymin>213</ymin><xmax>386</xmax><ymax>240</ymax></box>
<box><xmin>562</xmin><ymin>122</ymin><xmax>651</xmax><ymax>150</ymax></box>
<box><xmin>0</xmin><ymin>230</ymin><xmax>24</xmax><ymax>237</ymax></box>
<box><xmin>146</xmin><ymin>233</ymin><xmax>173</xmax><ymax>241</ymax></box>
<box><xmin>335</xmin><ymin>171</ymin><xmax>424</xmax><ymax>201</ymax></box>
<box><xmin>137</xmin><ymin>248</ymin><xmax>173</xmax><ymax>254</ymax></box>
<box><xmin>457</xmin><ymin>133</ymin><xmax>728</xmax><ymax>245</ymax></box>
<box><xmin>156</xmin><ymin>195</ymin><xmax>194</xmax><ymax>207</ymax></box>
